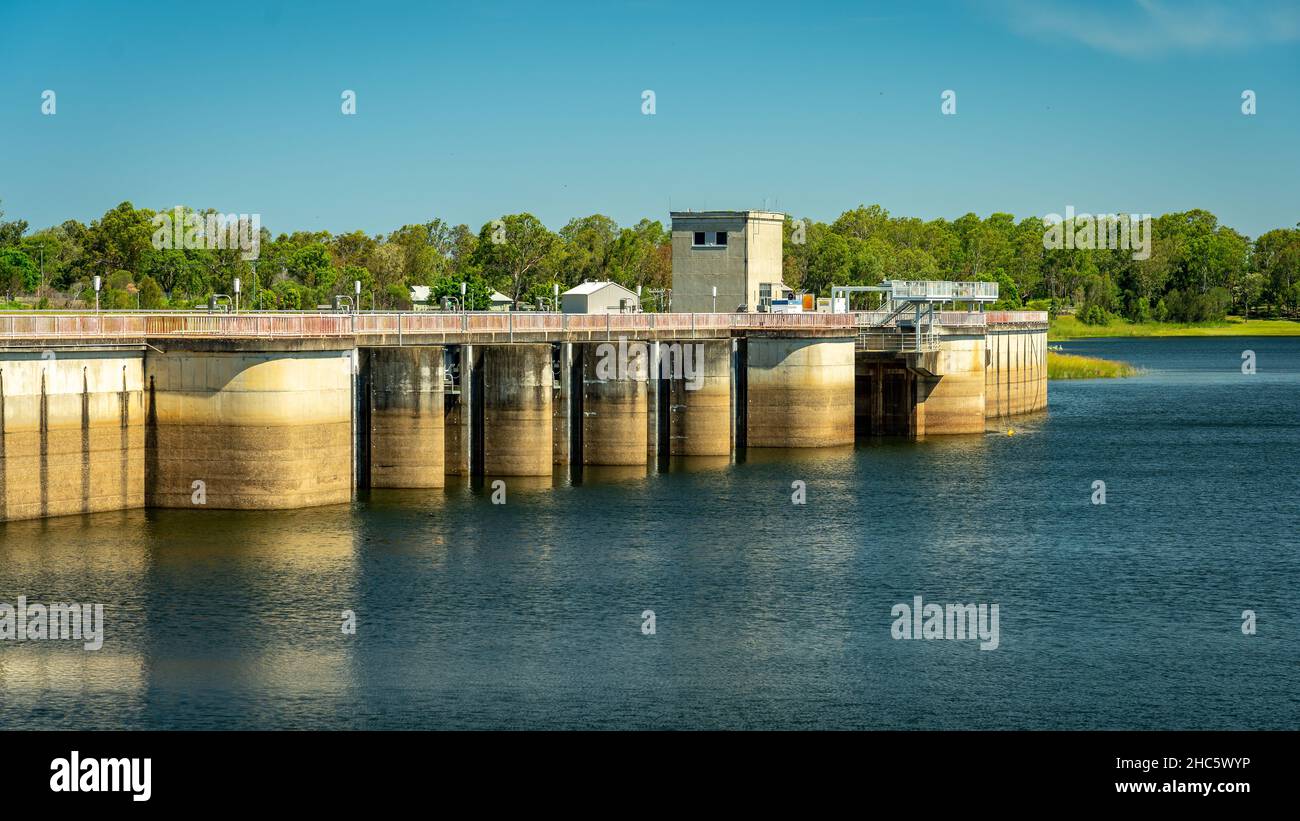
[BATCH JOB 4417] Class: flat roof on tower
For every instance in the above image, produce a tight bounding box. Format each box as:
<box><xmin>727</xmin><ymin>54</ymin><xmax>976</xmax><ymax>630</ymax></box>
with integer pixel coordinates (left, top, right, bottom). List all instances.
<box><xmin>669</xmin><ymin>210</ymin><xmax>786</xmax><ymax>220</ymax></box>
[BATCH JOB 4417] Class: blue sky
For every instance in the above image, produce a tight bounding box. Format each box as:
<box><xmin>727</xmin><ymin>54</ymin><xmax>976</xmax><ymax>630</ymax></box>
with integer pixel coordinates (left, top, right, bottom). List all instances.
<box><xmin>1</xmin><ymin>0</ymin><xmax>1297</xmax><ymax>237</ymax></box>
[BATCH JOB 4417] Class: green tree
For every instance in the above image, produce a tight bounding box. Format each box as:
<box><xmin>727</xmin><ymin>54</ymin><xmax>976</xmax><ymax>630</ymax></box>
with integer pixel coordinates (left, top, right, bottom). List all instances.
<box><xmin>138</xmin><ymin>274</ymin><xmax>164</xmax><ymax>308</ymax></box>
<box><xmin>559</xmin><ymin>214</ymin><xmax>619</xmax><ymax>283</ymax></box>
<box><xmin>0</xmin><ymin>200</ymin><xmax>29</xmax><ymax>247</ymax></box>
<box><xmin>86</xmin><ymin>202</ymin><xmax>155</xmax><ymax>274</ymax></box>
<box><xmin>472</xmin><ymin>214</ymin><xmax>558</xmax><ymax>304</ymax></box>
<box><xmin>0</xmin><ymin>247</ymin><xmax>39</xmax><ymax>298</ymax></box>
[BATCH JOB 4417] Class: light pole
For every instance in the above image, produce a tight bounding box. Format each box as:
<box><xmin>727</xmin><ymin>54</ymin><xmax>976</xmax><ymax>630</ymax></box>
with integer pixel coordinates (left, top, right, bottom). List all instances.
<box><xmin>354</xmin><ymin>280</ymin><xmax>361</xmax><ymax>312</ymax></box>
<box><xmin>233</xmin><ymin>277</ymin><xmax>241</xmax><ymax>313</ymax></box>
<box><xmin>553</xmin><ymin>282</ymin><xmax>559</xmax><ymax>313</ymax></box>
<box><xmin>711</xmin><ymin>285</ymin><xmax>717</xmax><ymax>313</ymax></box>
<box><xmin>93</xmin><ymin>275</ymin><xmax>102</xmax><ymax>312</ymax></box>
<box><xmin>460</xmin><ymin>281</ymin><xmax>467</xmax><ymax>312</ymax></box>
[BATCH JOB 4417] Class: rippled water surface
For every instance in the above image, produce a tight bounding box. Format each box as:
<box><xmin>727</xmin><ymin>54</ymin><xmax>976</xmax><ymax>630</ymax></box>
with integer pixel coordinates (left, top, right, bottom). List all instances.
<box><xmin>2</xmin><ymin>336</ymin><xmax>1297</xmax><ymax>729</ymax></box>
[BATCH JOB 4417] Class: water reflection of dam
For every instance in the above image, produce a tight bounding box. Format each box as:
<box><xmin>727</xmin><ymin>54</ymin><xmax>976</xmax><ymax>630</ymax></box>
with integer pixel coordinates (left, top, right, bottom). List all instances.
<box><xmin>0</xmin><ymin>507</ymin><xmax>361</xmax><ymax>724</ymax></box>
<box><xmin>0</xmin><ymin>310</ymin><xmax>1045</xmax><ymax>521</ymax></box>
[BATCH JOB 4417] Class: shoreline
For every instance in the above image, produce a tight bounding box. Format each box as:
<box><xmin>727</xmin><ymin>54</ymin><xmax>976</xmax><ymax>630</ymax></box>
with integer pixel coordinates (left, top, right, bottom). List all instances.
<box><xmin>1049</xmin><ymin>316</ymin><xmax>1300</xmax><ymax>341</ymax></box>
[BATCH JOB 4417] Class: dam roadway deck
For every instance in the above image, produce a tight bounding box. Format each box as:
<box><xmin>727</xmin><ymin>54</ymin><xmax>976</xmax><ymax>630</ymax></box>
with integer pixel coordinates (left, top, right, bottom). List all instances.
<box><xmin>0</xmin><ymin>311</ymin><xmax>859</xmax><ymax>348</ymax></box>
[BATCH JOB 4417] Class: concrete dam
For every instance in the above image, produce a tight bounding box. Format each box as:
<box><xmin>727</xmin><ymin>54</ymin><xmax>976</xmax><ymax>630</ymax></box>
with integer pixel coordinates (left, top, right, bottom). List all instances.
<box><xmin>0</xmin><ymin>307</ymin><xmax>1046</xmax><ymax>522</ymax></box>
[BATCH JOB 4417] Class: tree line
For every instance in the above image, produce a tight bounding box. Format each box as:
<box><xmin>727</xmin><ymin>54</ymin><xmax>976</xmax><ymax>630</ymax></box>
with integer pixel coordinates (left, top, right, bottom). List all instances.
<box><xmin>1</xmin><ymin>199</ymin><xmax>1297</xmax><ymax>322</ymax></box>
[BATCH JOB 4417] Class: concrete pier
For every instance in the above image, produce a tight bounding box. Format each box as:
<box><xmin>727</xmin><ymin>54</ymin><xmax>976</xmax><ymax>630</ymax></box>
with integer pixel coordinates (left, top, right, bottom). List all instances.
<box><xmin>667</xmin><ymin>339</ymin><xmax>731</xmax><ymax>457</ymax></box>
<box><xmin>914</xmin><ymin>334</ymin><xmax>987</xmax><ymax>435</ymax></box>
<box><xmin>367</xmin><ymin>346</ymin><xmax>445</xmax><ymax>487</ymax></box>
<box><xmin>582</xmin><ymin>340</ymin><xmax>649</xmax><ymax>465</ymax></box>
<box><xmin>747</xmin><ymin>338</ymin><xmax>855</xmax><ymax>447</ymax></box>
<box><xmin>481</xmin><ymin>343</ymin><xmax>553</xmax><ymax>476</ymax></box>
<box><xmin>143</xmin><ymin>343</ymin><xmax>353</xmax><ymax>509</ymax></box>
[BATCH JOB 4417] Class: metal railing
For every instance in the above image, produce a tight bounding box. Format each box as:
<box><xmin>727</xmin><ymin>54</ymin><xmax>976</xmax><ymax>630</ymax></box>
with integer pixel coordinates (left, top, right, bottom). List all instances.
<box><xmin>853</xmin><ymin>310</ymin><xmax>988</xmax><ymax>328</ymax></box>
<box><xmin>887</xmin><ymin>280</ymin><xmax>999</xmax><ymax>301</ymax></box>
<box><xmin>0</xmin><ymin>310</ymin><xmax>858</xmax><ymax>340</ymax></box>
<box><xmin>0</xmin><ymin>308</ymin><xmax>1045</xmax><ymax>341</ymax></box>
<box><xmin>856</xmin><ymin>330</ymin><xmax>941</xmax><ymax>353</ymax></box>
<box><xmin>985</xmin><ymin>310</ymin><xmax>1048</xmax><ymax>325</ymax></box>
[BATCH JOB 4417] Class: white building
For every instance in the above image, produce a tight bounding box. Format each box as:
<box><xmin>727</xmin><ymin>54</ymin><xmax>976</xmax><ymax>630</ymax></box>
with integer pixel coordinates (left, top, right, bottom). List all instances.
<box><xmin>561</xmin><ymin>281</ymin><xmax>640</xmax><ymax>314</ymax></box>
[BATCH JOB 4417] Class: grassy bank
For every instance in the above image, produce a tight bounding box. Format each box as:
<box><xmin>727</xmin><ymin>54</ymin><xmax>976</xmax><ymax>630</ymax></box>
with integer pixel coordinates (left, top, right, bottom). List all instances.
<box><xmin>1047</xmin><ymin>351</ymin><xmax>1139</xmax><ymax>379</ymax></box>
<box><xmin>1049</xmin><ymin>315</ymin><xmax>1300</xmax><ymax>340</ymax></box>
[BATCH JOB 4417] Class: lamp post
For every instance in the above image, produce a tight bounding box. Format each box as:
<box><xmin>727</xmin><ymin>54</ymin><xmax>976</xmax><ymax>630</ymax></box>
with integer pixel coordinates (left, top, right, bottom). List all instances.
<box><xmin>233</xmin><ymin>277</ymin><xmax>241</xmax><ymax>313</ymax></box>
<box><xmin>354</xmin><ymin>280</ymin><xmax>361</xmax><ymax>312</ymax></box>
<box><xmin>93</xmin><ymin>274</ymin><xmax>102</xmax><ymax>313</ymax></box>
<box><xmin>553</xmin><ymin>282</ymin><xmax>559</xmax><ymax>313</ymax></box>
<box><xmin>711</xmin><ymin>285</ymin><xmax>717</xmax><ymax>313</ymax></box>
<box><xmin>460</xmin><ymin>281</ymin><xmax>467</xmax><ymax>312</ymax></box>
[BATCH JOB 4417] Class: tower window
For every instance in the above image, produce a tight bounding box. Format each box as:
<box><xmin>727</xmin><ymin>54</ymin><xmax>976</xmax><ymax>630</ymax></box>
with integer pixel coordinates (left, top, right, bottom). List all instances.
<box><xmin>692</xmin><ymin>231</ymin><xmax>727</xmax><ymax>247</ymax></box>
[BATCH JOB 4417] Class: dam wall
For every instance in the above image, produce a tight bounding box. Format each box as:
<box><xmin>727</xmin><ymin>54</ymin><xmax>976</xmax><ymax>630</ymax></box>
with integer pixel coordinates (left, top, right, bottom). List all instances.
<box><xmin>0</xmin><ymin>311</ymin><xmax>1047</xmax><ymax>521</ymax></box>
<box><xmin>0</xmin><ymin>349</ymin><xmax>145</xmax><ymax>522</ymax></box>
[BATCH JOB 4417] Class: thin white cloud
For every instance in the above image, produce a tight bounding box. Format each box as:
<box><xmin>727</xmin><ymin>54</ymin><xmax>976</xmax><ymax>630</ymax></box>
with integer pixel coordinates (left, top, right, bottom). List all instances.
<box><xmin>990</xmin><ymin>0</ymin><xmax>1300</xmax><ymax>57</ymax></box>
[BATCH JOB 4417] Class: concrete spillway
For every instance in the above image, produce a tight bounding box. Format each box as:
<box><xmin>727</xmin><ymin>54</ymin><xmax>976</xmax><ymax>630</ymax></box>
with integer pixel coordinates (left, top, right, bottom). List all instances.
<box><xmin>0</xmin><ymin>312</ymin><xmax>1047</xmax><ymax>521</ymax></box>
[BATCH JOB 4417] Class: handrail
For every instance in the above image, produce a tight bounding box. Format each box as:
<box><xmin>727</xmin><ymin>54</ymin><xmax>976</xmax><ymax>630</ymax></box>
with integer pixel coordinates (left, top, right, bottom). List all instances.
<box><xmin>0</xmin><ymin>309</ymin><xmax>1044</xmax><ymax>340</ymax></box>
<box><xmin>856</xmin><ymin>330</ymin><xmax>941</xmax><ymax>353</ymax></box>
<box><xmin>0</xmin><ymin>310</ymin><xmax>852</xmax><ymax>339</ymax></box>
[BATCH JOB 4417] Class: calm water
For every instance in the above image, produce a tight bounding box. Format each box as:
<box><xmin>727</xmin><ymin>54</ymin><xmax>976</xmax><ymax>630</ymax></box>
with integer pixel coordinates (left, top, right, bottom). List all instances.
<box><xmin>2</xmin><ymin>336</ymin><xmax>1297</xmax><ymax>729</ymax></box>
